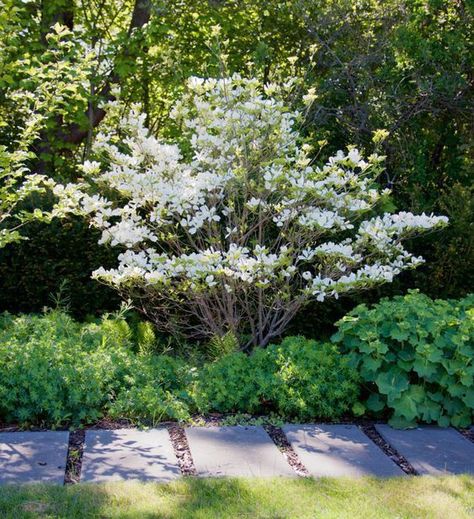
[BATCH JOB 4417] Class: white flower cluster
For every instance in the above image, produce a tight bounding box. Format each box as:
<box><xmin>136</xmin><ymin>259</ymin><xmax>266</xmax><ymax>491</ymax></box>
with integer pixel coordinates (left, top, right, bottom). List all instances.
<box><xmin>93</xmin><ymin>244</ymin><xmax>293</xmax><ymax>291</ymax></box>
<box><xmin>357</xmin><ymin>212</ymin><xmax>448</xmax><ymax>250</ymax></box>
<box><xmin>53</xmin><ymin>75</ymin><xmax>448</xmax><ymax>341</ymax></box>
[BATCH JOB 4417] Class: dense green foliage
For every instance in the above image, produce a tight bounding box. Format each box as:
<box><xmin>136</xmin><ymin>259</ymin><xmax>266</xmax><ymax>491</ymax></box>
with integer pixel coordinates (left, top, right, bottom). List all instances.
<box><xmin>0</xmin><ymin>311</ymin><xmax>360</xmax><ymax>426</ymax></box>
<box><xmin>0</xmin><ymin>311</ymin><xmax>130</xmax><ymax>426</ymax></box>
<box><xmin>332</xmin><ymin>291</ymin><xmax>474</xmax><ymax>428</ymax></box>
<box><xmin>108</xmin><ymin>353</ymin><xmax>192</xmax><ymax>424</ymax></box>
<box><xmin>1</xmin><ymin>293</ymin><xmax>472</xmax><ymax>428</ymax></box>
<box><xmin>0</xmin><ymin>219</ymin><xmax>119</xmax><ymax>318</ymax></box>
<box><xmin>0</xmin><ymin>311</ymin><xmax>190</xmax><ymax>426</ymax></box>
<box><xmin>194</xmin><ymin>336</ymin><xmax>359</xmax><ymax>420</ymax></box>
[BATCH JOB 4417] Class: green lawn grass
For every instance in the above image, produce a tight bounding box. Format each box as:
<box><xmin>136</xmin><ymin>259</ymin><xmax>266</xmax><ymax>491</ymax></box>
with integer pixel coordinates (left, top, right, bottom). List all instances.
<box><xmin>0</xmin><ymin>476</ymin><xmax>473</xmax><ymax>519</ymax></box>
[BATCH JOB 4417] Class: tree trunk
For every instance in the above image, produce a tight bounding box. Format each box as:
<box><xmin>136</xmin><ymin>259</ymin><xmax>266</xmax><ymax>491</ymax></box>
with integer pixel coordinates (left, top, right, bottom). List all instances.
<box><xmin>38</xmin><ymin>0</ymin><xmax>152</xmax><ymax>159</ymax></box>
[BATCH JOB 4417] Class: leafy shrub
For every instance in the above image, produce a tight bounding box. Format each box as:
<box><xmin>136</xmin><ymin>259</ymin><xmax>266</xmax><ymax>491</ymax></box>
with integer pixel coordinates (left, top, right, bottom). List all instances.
<box><xmin>194</xmin><ymin>350</ymin><xmax>266</xmax><ymax>414</ymax></box>
<box><xmin>266</xmin><ymin>337</ymin><xmax>360</xmax><ymax>419</ymax></box>
<box><xmin>193</xmin><ymin>336</ymin><xmax>359</xmax><ymax>421</ymax></box>
<box><xmin>332</xmin><ymin>291</ymin><xmax>474</xmax><ymax>428</ymax></box>
<box><xmin>0</xmin><ymin>311</ymin><xmax>192</xmax><ymax>427</ymax></box>
<box><xmin>206</xmin><ymin>332</ymin><xmax>240</xmax><ymax>361</ymax></box>
<box><xmin>109</xmin><ymin>354</ymin><xmax>193</xmax><ymax>424</ymax></box>
<box><xmin>0</xmin><ymin>311</ymin><xmax>131</xmax><ymax>426</ymax></box>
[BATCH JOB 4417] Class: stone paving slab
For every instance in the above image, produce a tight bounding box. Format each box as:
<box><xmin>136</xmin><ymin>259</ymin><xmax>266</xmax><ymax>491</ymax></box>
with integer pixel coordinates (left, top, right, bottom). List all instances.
<box><xmin>375</xmin><ymin>425</ymin><xmax>474</xmax><ymax>475</ymax></box>
<box><xmin>81</xmin><ymin>428</ymin><xmax>180</xmax><ymax>482</ymax></box>
<box><xmin>283</xmin><ymin>424</ymin><xmax>404</xmax><ymax>478</ymax></box>
<box><xmin>0</xmin><ymin>431</ymin><xmax>69</xmax><ymax>484</ymax></box>
<box><xmin>186</xmin><ymin>426</ymin><xmax>296</xmax><ymax>477</ymax></box>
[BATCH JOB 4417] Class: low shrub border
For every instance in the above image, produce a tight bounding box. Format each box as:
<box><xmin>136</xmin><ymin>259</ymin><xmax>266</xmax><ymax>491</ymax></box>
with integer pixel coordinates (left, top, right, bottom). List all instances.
<box><xmin>0</xmin><ymin>311</ymin><xmax>359</xmax><ymax>428</ymax></box>
<box><xmin>0</xmin><ymin>291</ymin><xmax>472</xmax><ymax>430</ymax></box>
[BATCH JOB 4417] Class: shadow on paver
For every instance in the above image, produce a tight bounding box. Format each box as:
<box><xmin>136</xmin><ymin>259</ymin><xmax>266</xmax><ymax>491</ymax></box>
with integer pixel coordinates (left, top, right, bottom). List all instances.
<box><xmin>80</xmin><ymin>429</ymin><xmax>180</xmax><ymax>483</ymax></box>
<box><xmin>375</xmin><ymin>425</ymin><xmax>474</xmax><ymax>476</ymax></box>
<box><xmin>283</xmin><ymin>424</ymin><xmax>404</xmax><ymax>477</ymax></box>
<box><xmin>0</xmin><ymin>431</ymin><xmax>69</xmax><ymax>484</ymax></box>
<box><xmin>186</xmin><ymin>426</ymin><xmax>296</xmax><ymax>477</ymax></box>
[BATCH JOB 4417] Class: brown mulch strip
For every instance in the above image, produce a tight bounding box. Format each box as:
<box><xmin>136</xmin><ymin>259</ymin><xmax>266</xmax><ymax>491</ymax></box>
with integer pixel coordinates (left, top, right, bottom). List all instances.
<box><xmin>458</xmin><ymin>428</ymin><xmax>474</xmax><ymax>444</ymax></box>
<box><xmin>0</xmin><ymin>425</ymin><xmax>22</xmax><ymax>432</ymax></box>
<box><xmin>167</xmin><ymin>424</ymin><xmax>197</xmax><ymax>476</ymax></box>
<box><xmin>88</xmin><ymin>418</ymin><xmax>135</xmax><ymax>430</ymax></box>
<box><xmin>64</xmin><ymin>429</ymin><xmax>86</xmax><ymax>485</ymax></box>
<box><xmin>360</xmin><ymin>424</ymin><xmax>417</xmax><ymax>475</ymax></box>
<box><xmin>264</xmin><ymin>424</ymin><xmax>309</xmax><ymax>476</ymax></box>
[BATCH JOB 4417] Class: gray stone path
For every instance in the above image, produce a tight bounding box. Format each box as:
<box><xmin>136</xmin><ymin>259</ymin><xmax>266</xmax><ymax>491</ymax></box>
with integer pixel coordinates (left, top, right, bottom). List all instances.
<box><xmin>375</xmin><ymin>425</ymin><xmax>474</xmax><ymax>475</ymax></box>
<box><xmin>0</xmin><ymin>431</ymin><xmax>69</xmax><ymax>484</ymax></box>
<box><xmin>1</xmin><ymin>424</ymin><xmax>473</xmax><ymax>484</ymax></box>
<box><xmin>186</xmin><ymin>426</ymin><xmax>296</xmax><ymax>477</ymax></box>
<box><xmin>81</xmin><ymin>428</ymin><xmax>180</xmax><ymax>482</ymax></box>
<box><xmin>283</xmin><ymin>424</ymin><xmax>404</xmax><ymax>477</ymax></box>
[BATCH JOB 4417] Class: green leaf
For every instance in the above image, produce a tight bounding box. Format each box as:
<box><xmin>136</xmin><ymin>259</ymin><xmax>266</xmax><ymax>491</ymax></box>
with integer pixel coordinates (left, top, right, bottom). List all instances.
<box><xmin>366</xmin><ymin>393</ymin><xmax>385</xmax><ymax>413</ymax></box>
<box><xmin>462</xmin><ymin>388</ymin><xmax>474</xmax><ymax>409</ymax></box>
<box><xmin>375</xmin><ymin>369</ymin><xmax>409</xmax><ymax>397</ymax></box>
<box><xmin>418</xmin><ymin>399</ymin><xmax>441</xmax><ymax>422</ymax></box>
<box><xmin>391</xmin><ymin>393</ymin><xmax>418</xmax><ymax>421</ymax></box>
<box><xmin>389</xmin><ymin>326</ymin><xmax>410</xmax><ymax>341</ymax></box>
<box><xmin>450</xmin><ymin>411</ymin><xmax>472</xmax><ymax>428</ymax></box>
<box><xmin>447</xmin><ymin>383</ymin><xmax>466</xmax><ymax>398</ymax></box>
<box><xmin>398</xmin><ymin>348</ymin><xmax>415</xmax><ymax>362</ymax></box>
<box><xmin>388</xmin><ymin>414</ymin><xmax>417</xmax><ymax>429</ymax></box>
<box><xmin>361</xmin><ymin>356</ymin><xmax>383</xmax><ymax>374</ymax></box>
<box><xmin>437</xmin><ymin>415</ymin><xmax>451</xmax><ymax>428</ymax></box>
<box><xmin>352</xmin><ymin>402</ymin><xmax>366</xmax><ymax>416</ymax></box>
<box><xmin>396</xmin><ymin>359</ymin><xmax>413</xmax><ymax>372</ymax></box>
<box><xmin>413</xmin><ymin>357</ymin><xmax>438</xmax><ymax>378</ymax></box>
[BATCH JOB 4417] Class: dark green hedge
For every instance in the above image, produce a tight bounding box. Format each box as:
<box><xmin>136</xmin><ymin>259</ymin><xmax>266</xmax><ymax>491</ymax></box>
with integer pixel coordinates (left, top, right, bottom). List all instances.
<box><xmin>0</xmin><ymin>218</ymin><xmax>119</xmax><ymax>318</ymax></box>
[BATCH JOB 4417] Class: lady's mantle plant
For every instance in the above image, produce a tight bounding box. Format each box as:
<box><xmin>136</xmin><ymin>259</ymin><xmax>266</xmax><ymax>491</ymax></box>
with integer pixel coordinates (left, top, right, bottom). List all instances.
<box><xmin>333</xmin><ymin>291</ymin><xmax>474</xmax><ymax>428</ymax></box>
<box><xmin>53</xmin><ymin>76</ymin><xmax>448</xmax><ymax>347</ymax></box>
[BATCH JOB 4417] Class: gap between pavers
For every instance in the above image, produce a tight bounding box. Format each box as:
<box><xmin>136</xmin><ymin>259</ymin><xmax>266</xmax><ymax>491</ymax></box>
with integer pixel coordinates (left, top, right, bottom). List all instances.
<box><xmin>185</xmin><ymin>425</ymin><xmax>297</xmax><ymax>478</ymax></box>
<box><xmin>80</xmin><ymin>428</ymin><xmax>181</xmax><ymax>483</ymax></box>
<box><xmin>0</xmin><ymin>431</ymin><xmax>69</xmax><ymax>485</ymax></box>
<box><xmin>283</xmin><ymin>424</ymin><xmax>404</xmax><ymax>478</ymax></box>
<box><xmin>375</xmin><ymin>424</ymin><xmax>474</xmax><ymax>476</ymax></box>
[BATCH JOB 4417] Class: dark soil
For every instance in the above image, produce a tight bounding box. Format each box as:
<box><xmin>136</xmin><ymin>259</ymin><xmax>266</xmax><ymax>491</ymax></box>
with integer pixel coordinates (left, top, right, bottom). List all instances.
<box><xmin>64</xmin><ymin>430</ymin><xmax>85</xmax><ymax>484</ymax></box>
<box><xmin>264</xmin><ymin>424</ymin><xmax>309</xmax><ymax>476</ymax></box>
<box><xmin>88</xmin><ymin>418</ymin><xmax>135</xmax><ymax>430</ymax></box>
<box><xmin>167</xmin><ymin>424</ymin><xmax>197</xmax><ymax>476</ymax></box>
<box><xmin>458</xmin><ymin>428</ymin><xmax>474</xmax><ymax>444</ymax></box>
<box><xmin>360</xmin><ymin>424</ymin><xmax>417</xmax><ymax>475</ymax></box>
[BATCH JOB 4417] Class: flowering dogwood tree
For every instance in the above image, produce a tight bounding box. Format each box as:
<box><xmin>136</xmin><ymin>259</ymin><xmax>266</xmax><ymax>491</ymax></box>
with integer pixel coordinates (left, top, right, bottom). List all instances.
<box><xmin>54</xmin><ymin>76</ymin><xmax>448</xmax><ymax>347</ymax></box>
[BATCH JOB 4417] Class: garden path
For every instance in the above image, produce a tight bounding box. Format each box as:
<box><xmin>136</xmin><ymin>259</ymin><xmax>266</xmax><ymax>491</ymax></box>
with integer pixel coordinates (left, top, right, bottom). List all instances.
<box><xmin>0</xmin><ymin>425</ymin><xmax>473</xmax><ymax>484</ymax></box>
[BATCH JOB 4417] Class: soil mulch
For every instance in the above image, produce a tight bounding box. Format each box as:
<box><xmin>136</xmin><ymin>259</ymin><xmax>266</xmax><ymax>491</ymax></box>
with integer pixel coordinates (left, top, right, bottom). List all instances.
<box><xmin>88</xmin><ymin>418</ymin><xmax>135</xmax><ymax>430</ymax></box>
<box><xmin>64</xmin><ymin>430</ymin><xmax>86</xmax><ymax>485</ymax></box>
<box><xmin>264</xmin><ymin>424</ymin><xmax>309</xmax><ymax>476</ymax></box>
<box><xmin>458</xmin><ymin>428</ymin><xmax>474</xmax><ymax>444</ymax></box>
<box><xmin>167</xmin><ymin>424</ymin><xmax>197</xmax><ymax>476</ymax></box>
<box><xmin>360</xmin><ymin>424</ymin><xmax>417</xmax><ymax>475</ymax></box>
